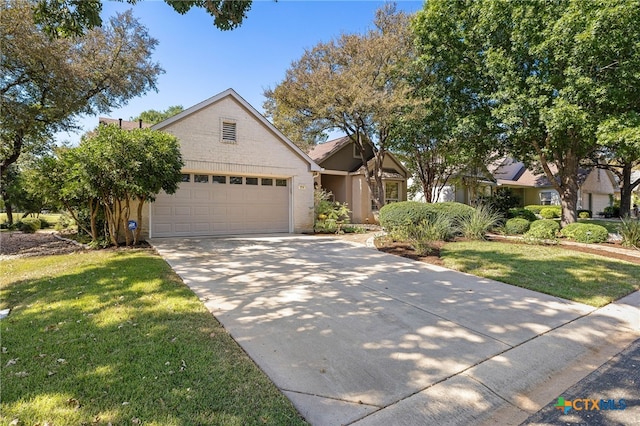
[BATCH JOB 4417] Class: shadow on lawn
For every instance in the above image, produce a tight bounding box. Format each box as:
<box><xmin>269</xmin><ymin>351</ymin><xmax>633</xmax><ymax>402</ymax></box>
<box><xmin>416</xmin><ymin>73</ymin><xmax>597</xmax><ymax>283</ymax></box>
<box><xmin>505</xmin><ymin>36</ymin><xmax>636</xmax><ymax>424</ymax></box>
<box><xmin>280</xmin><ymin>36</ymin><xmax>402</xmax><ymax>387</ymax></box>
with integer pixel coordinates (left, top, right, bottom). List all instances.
<box><xmin>0</xmin><ymin>252</ymin><xmax>306</xmax><ymax>425</ymax></box>
<box><xmin>440</xmin><ymin>243</ymin><xmax>640</xmax><ymax>306</ymax></box>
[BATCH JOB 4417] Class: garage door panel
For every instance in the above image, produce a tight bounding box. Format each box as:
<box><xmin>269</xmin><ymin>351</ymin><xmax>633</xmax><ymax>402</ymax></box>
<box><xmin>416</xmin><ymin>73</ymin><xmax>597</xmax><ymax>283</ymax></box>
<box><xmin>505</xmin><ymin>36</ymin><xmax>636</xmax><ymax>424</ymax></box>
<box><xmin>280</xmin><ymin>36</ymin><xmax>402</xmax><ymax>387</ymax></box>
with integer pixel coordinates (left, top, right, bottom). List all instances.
<box><xmin>175</xmin><ymin>223</ymin><xmax>192</xmax><ymax>233</ymax></box>
<box><xmin>192</xmin><ymin>223</ymin><xmax>210</xmax><ymax>232</ymax></box>
<box><xmin>193</xmin><ymin>206</ymin><xmax>209</xmax><ymax>216</ymax></box>
<box><xmin>174</xmin><ymin>206</ymin><xmax>191</xmax><ymax>216</ymax></box>
<box><xmin>152</xmin><ymin>175</ymin><xmax>290</xmax><ymax>237</ymax></box>
<box><xmin>212</xmin><ymin>191</ymin><xmax>228</xmax><ymax>202</ymax></box>
<box><xmin>191</xmin><ymin>189</ymin><xmax>211</xmax><ymax>201</ymax></box>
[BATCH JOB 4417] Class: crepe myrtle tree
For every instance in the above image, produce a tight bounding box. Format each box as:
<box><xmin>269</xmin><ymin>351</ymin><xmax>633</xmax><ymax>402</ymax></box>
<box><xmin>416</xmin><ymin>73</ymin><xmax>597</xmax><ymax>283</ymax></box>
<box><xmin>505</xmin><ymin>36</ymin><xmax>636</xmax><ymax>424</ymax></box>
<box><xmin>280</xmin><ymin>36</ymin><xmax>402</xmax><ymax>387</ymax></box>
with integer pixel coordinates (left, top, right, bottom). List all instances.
<box><xmin>42</xmin><ymin>125</ymin><xmax>183</xmax><ymax>246</ymax></box>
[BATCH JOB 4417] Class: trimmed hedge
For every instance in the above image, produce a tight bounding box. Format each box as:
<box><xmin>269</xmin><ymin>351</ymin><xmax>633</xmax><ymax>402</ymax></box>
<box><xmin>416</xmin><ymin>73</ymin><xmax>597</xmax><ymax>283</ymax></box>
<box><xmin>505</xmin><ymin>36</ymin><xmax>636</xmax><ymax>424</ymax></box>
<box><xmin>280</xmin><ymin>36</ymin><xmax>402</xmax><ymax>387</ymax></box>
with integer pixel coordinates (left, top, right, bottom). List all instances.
<box><xmin>525</xmin><ymin>205</ymin><xmax>561</xmax><ymax>217</ymax></box>
<box><xmin>379</xmin><ymin>201</ymin><xmax>475</xmax><ymax>230</ymax></box>
<box><xmin>560</xmin><ymin>223</ymin><xmax>609</xmax><ymax>244</ymax></box>
<box><xmin>525</xmin><ymin>219</ymin><xmax>560</xmax><ymax>240</ymax></box>
<box><xmin>505</xmin><ymin>218</ymin><xmax>531</xmax><ymax>235</ymax></box>
<box><xmin>539</xmin><ymin>207</ymin><xmax>559</xmax><ymax>219</ymax></box>
<box><xmin>508</xmin><ymin>208</ymin><xmax>537</xmax><ymax>222</ymax></box>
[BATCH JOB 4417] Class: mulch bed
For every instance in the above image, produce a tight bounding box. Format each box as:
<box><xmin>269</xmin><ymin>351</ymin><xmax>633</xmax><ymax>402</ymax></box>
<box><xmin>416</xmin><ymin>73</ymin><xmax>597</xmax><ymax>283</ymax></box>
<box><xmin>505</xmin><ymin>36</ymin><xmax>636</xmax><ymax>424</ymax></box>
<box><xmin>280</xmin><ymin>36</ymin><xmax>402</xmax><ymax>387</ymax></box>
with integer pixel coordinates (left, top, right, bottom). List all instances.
<box><xmin>0</xmin><ymin>232</ymin><xmax>152</xmax><ymax>259</ymax></box>
<box><xmin>0</xmin><ymin>232</ymin><xmax>83</xmax><ymax>259</ymax></box>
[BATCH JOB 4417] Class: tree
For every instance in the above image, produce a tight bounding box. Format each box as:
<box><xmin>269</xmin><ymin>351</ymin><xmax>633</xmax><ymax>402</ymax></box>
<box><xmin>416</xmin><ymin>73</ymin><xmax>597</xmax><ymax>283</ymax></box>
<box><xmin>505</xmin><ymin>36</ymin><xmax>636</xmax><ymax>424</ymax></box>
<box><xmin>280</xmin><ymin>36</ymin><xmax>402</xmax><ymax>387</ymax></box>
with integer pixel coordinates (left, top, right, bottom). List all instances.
<box><xmin>265</xmin><ymin>4</ymin><xmax>415</xmax><ymax>209</ymax></box>
<box><xmin>1</xmin><ymin>1</ymin><xmax>163</xmax><ymax>178</ymax></box>
<box><xmin>476</xmin><ymin>0</ymin><xmax>640</xmax><ymax>225</ymax></box>
<box><xmin>65</xmin><ymin>125</ymin><xmax>182</xmax><ymax>246</ymax></box>
<box><xmin>408</xmin><ymin>0</ymin><xmax>498</xmax><ymax>203</ymax></box>
<box><xmin>33</xmin><ymin>0</ymin><xmax>252</xmax><ymax>37</ymax></box>
<box><xmin>596</xmin><ymin>113</ymin><xmax>640</xmax><ymax>216</ymax></box>
<box><xmin>130</xmin><ymin>105</ymin><xmax>184</xmax><ymax>125</ymax></box>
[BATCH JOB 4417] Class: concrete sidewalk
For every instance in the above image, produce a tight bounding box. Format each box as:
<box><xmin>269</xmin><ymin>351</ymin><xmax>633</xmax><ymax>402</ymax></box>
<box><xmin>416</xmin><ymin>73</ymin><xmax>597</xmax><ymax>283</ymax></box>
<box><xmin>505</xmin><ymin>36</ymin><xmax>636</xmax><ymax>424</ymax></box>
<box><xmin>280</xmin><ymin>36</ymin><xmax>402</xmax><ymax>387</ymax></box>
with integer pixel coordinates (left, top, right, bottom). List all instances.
<box><xmin>150</xmin><ymin>235</ymin><xmax>639</xmax><ymax>425</ymax></box>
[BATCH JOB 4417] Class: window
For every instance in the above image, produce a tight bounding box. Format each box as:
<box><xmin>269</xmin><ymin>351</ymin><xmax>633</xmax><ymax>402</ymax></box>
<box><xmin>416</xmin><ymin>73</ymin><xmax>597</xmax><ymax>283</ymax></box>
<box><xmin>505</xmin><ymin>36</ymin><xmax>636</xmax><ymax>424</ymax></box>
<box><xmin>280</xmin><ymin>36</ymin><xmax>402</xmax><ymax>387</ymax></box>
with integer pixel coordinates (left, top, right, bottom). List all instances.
<box><xmin>385</xmin><ymin>182</ymin><xmax>400</xmax><ymax>203</ymax></box>
<box><xmin>261</xmin><ymin>178</ymin><xmax>273</xmax><ymax>186</ymax></box>
<box><xmin>230</xmin><ymin>176</ymin><xmax>243</xmax><ymax>185</ymax></box>
<box><xmin>194</xmin><ymin>174</ymin><xmax>209</xmax><ymax>183</ymax></box>
<box><xmin>246</xmin><ymin>177</ymin><xmax>258</xmax><ymax>185</ymax></box>
<box><xmin>221</xmin><ymin>121</ymin><xmax>237</xmax><ymax>143</ymax></box>
<box><xmin>212</xmin><ymin>175</ymin><xmax>226</xmax><ymax>184</ymax></box>
<box><xmin>275</xmin><ymin>179</ymin><xmax>287</xmax><ymax>187</ymax></box>
<box><xmin>181</xmin><ymin>174</ymin><xmax>191</xmax><ymax>182</ymax></box>
<box><xmin>540</xmin><ymin>191</ymin><xmax>559</xmax><ymax>205</ymax></box>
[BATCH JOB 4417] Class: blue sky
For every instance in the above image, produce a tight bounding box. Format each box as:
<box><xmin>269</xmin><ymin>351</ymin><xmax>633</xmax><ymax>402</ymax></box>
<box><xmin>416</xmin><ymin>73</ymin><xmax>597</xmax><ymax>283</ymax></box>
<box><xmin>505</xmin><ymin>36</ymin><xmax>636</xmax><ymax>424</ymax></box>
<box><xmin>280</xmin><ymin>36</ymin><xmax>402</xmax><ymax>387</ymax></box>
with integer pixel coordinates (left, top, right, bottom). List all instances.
<box><xmin>58</xmin><ymin>0</ymin><xmax>424</xmax><ymax>145</ymax></box>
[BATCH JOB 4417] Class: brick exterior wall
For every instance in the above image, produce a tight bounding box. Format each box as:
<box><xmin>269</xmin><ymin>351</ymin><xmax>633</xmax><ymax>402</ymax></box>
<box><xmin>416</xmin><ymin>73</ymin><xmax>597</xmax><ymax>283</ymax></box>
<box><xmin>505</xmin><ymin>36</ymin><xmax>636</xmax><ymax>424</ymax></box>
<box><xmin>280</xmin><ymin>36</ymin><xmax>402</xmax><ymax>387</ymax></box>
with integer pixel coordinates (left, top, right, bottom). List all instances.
<box><xmin>139</xmin><ymin>94</ymin><xmax>315</xmax><ymax>238</ymax></box>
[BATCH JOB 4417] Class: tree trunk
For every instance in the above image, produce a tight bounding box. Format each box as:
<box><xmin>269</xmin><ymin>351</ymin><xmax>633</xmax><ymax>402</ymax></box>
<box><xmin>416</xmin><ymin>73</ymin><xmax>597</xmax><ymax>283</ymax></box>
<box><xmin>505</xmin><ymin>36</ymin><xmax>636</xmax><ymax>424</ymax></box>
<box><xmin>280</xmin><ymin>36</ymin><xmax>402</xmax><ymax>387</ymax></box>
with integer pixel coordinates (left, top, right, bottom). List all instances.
<box><xmin>619</xmin><ymin>163</ymin><xmax>633</xmax><ymax>218</ymax></box>
<box><xmin>559</xmin><ymin>184</ymin><xmax>578</xmax><ymax>227</ymax></box>
<box><xmin>121</xmin><ymin>197</ymin><xmax>131</xmax><ymax>246</ymax></box>
<box><xmin>89</xmin><ymin>198</ymin><xmax>99</xmax><ymax>242</ymax></box>
<box><xmin>5</xmin><ymin>201</ymin><xmax>14</xmax><ymax>226</ymax></box>
<box><xmin>134</xmin><ymin>196</ymin><xmax>145</xmax><ymax>245</ymax></box>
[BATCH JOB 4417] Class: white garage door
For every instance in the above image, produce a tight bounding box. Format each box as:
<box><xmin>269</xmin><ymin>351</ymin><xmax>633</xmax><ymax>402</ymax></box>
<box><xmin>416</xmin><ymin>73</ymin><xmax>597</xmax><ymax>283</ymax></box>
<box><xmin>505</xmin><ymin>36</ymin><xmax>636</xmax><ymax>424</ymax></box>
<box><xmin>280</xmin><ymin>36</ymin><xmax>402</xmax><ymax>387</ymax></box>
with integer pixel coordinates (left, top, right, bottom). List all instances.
<box><xmin>151</xmin><ymin>174</ymin><xmax>290</xmax><ymax>237</ymax></box>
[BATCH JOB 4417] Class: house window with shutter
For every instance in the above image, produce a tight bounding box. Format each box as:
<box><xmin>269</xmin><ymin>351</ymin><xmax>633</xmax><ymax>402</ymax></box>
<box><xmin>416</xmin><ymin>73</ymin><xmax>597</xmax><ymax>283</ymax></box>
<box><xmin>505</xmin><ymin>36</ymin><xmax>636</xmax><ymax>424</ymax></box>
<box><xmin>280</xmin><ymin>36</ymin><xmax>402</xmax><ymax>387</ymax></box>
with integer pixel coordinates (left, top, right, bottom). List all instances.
<box><xmin>221</xmin><ymin>120</ymin><xmax>237</xmax><ymax>143</ymax></box>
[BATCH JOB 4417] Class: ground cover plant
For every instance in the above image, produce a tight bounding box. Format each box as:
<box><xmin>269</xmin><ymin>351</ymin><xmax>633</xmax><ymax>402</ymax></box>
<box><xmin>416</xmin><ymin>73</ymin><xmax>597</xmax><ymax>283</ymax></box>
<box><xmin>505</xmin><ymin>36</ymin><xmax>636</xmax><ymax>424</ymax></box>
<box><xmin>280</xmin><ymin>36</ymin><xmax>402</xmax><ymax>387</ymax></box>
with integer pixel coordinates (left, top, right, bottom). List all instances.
<box><xmin>0</xmin><ymin>251</ymin><xmax>306</xmax><ymax>426</ymax></box>
<box><xmin>440</xmin><ymin>241</ymin><xmax>640</xmax><ymax>307</ymax></box>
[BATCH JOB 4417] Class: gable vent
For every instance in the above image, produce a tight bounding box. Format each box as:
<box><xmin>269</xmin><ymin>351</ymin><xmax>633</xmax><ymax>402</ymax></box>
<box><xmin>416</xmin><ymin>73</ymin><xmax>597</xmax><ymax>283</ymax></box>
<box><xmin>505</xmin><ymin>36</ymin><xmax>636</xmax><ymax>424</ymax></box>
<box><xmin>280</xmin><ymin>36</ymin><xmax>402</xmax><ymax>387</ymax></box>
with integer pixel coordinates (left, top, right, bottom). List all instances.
<box><xmin>222</xmin><ymin>121</ymin><xmax>237</xmax><ymax>143</ymax></box>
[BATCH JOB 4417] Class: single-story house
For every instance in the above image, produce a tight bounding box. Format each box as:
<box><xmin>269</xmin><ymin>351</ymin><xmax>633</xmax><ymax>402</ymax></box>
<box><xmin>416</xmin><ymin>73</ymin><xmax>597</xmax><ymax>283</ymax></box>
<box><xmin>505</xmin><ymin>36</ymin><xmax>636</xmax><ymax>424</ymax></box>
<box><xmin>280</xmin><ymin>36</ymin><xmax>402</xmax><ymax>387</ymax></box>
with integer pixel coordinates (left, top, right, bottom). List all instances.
<box><xmin>435</xmin><ymin>157</ymin><xmax>619</xmax><ymax>213</ymax></box>
<box><xmin>109</xmin><ymin>89</ymin><xmax>320</xmax><ymax>238</ymax></box>
<box><xmin>308</xmin><ymin>136</ymin><xmax>409</xmax><ymax>223</ymax></box>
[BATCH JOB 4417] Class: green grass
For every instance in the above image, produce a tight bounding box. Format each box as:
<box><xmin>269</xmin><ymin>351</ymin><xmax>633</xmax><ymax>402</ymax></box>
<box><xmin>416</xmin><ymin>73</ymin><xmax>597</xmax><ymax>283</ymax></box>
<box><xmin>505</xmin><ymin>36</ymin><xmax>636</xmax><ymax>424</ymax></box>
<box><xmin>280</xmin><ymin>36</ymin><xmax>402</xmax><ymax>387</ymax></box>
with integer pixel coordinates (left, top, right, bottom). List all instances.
<box><xmin>441</xmin><ymin>241</ymin><xmax>640</xmax><ymax>307</ymax></box>
<box><xmin>0</xmin><ymin>251</ymin><xmax>306</xmax><ymax>426</ymax></box>
<box><xmin>1</xmin><ymin>213</ymin><xmax>62</xmax><ymax>225</ymax></box>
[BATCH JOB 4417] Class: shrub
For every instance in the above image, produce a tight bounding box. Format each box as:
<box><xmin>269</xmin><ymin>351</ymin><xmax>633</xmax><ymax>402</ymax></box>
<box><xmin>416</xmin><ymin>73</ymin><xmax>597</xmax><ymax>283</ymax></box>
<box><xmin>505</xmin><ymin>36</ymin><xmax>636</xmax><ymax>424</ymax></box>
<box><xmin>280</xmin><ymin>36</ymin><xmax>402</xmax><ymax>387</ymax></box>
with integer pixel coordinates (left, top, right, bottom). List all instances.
<box><xmin>620</xmin><ymin>216</ymin><xmax>640</xmax><ymax>248</ymax></box>
<box><xmin>525</xmin><ymin>219</ymin><xmax>560</xmax><ymax>241</ymax></box>
<box><xmin>603</xmin><ymin>206</ymin><xmax>621</xmax><ymax>218</ymax></box>
<box><xmin>400</xmin><ymin>215</ymin><xmax>454</xmax><ymax>255</ymax></box>
<box><xmin>458</xmin><ymin>205</ymin><xmax>503</xmax><ymax>240</ymax></box>
<box><xmin>19</xmin><ymin>218</ymin><xmax>41</xmax><ymax>233</ymax></box>
<box><xmin>379</xmin><ymin>201</ymin><xmax>474</xmax><ymax>231</ymax></box>
<box><xmin>577</xmin><ymin>210</ymin><xmax>592</xmax><ymax>219</ymax></box>
<box><xmin>479</xmin><ymin>188</ymin><xmax>520</xmax><ymax>217</ymax></box>
<box><xmin>525</xmin><ymin>205</ymin><xmax>561</xmax><ymax>217</ymax></box>
<box><xmin>508</xmin><ymin>208</ymin><xmax>537</xmax><ymax>222</ymax></box>
<box><xmin>38</xmin><ymin>217</ymin><xmax>51</xmax><ymax>228</ymax></box>
<box><xmin>505</xmin><ymin>218</ymin><xmax>531</xmax><ymax>235</ymax></box>
<box><xmin>560</xmin><ymin>223</ymin><xmax>609</xmax><ymax>244</ymax></box>
<box><xmin>314</xmin><ymin>189</ymin><xmax>351</xmax><ymax>234</ymax></box>
<box><xmin>539</xmin><ymin>207</ymin><xmax>559</xmax><ymax>219</ymax></box>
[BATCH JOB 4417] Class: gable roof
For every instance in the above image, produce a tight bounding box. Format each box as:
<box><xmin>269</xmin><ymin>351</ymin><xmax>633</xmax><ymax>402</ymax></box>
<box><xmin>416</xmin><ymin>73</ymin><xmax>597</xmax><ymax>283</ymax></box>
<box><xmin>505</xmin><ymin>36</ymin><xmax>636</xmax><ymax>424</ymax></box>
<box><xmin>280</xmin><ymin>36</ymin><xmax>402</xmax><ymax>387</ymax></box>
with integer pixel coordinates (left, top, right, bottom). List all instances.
<box><xmin>308</xmin><ymin>135</ymin><xmax>409</xmax><ymax>177</ymax></box>
<box><xmin>307</xmin><ymin>136</ymin><xmax>351</xmax><ymax>163</ymax></box>
<box><xmin>152</xmin><ymin>88</ymin><xmax>321</xmax><ymax>172</ymax></box>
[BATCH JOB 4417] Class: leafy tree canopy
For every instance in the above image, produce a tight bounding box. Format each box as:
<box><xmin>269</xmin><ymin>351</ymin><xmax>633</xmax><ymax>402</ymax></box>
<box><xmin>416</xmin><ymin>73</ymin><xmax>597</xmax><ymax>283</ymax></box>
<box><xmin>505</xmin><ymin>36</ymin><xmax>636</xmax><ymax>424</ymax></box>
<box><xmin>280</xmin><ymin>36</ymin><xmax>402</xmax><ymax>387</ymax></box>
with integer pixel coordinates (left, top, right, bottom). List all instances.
<box><xmin>265</xmin><ymin>4</ymin><xmax>415</xmax><ymax>208</ymax></box>
<box><xmin>33</xmin><ymin>0</ymin><xmax>252</xmax><ymax>37</ymax></box>
<box><xmin>1</xmin><ymin>1</ymin><xmax>163</xmax><ymax>177</ymax></box>
<box><xmin>131</xmin><ymin>105</ymin><xmax>184</xmax><ymax>125</ymax></box>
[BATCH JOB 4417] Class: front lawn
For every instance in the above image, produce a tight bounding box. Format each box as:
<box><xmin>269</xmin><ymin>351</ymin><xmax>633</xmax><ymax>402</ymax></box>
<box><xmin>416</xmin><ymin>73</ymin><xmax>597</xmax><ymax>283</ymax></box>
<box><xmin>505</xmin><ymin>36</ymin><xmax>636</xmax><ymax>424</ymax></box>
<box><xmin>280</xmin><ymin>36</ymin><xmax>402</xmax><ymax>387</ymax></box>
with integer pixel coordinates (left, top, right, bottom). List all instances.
<box><xmin>441</xmin><ymin>241</ymin><xmax>640</xmax><ymax>307</ymax></box>
<box><xmin>0</xmin><ymin>251</ymin><xmax>306</xmax><ymax>426</ymax></box>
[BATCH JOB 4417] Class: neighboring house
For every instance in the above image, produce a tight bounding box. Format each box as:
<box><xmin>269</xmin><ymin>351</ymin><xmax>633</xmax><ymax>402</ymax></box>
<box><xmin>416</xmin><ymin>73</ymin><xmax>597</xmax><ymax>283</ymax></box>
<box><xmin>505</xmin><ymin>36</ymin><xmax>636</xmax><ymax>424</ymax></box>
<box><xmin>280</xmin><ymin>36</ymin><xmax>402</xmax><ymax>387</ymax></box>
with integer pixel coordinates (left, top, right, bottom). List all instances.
<box><xmin>98</xmin><ymin>117</ymin><xmax>151</xmax><ymax>130</ymax></box>
<box><xmin>308</xmin><ymin>136</ymin><xmax>409</xmax><ymax>223</ymax></box>
<box><xmin>111</xmin><ymin>89</ymin><xmax>320</xmax><ymax>238</ymax></box>
<box><xmin>436</xmin><ymin>157</ymin><xmax>619</xmax><ymax>213</ymax></box>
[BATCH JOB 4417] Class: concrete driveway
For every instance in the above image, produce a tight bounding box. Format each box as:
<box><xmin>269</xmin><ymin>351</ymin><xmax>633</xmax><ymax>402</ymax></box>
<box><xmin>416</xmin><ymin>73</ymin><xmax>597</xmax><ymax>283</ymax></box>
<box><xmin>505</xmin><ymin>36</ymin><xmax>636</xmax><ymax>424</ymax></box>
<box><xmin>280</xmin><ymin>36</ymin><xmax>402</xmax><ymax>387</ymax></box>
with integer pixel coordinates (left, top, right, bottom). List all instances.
<box><xmin>150</xmin><ymin>234</ymin><xmax>639</xmax><ymax>425</ymax></box>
